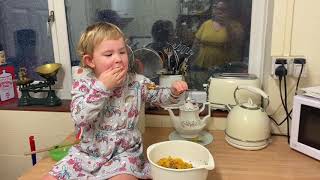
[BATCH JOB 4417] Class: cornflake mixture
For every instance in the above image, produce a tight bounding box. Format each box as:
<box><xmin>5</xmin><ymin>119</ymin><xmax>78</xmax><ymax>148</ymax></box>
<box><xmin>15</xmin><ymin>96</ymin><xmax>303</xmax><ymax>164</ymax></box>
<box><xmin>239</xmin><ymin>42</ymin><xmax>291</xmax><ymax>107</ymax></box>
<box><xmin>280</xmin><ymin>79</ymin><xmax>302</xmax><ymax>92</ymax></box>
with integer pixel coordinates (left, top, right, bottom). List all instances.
<box><xmin>156</xmin><ymin>156</ymin><xmax>193</xmax><ymax>169</ymax></box>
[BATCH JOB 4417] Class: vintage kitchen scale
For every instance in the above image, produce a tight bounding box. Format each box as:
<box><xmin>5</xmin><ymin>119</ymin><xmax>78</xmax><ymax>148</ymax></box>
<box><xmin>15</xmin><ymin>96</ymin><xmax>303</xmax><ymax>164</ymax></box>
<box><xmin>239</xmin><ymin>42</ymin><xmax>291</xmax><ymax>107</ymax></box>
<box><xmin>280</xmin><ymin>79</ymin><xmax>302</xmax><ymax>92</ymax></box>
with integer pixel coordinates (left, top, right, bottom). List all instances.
<box><xmin>17</xmin><ymin>63</ymin><xmax>62</xmax><ymax>106</ymax></box>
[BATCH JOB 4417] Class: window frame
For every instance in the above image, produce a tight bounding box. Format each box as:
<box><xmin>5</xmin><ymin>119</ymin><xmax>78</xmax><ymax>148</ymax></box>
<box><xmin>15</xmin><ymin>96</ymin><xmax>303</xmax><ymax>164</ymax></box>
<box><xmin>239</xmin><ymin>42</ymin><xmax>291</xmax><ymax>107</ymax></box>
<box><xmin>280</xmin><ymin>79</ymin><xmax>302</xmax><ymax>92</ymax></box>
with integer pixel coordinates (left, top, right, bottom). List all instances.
<box><xmin>51</xmin><ymin>0</ymin><xmax>271</xmax><ymax>99</ymax></box>
<box><xmin>49</xmin><ymin>0</ymin><xmax>72</xmax><ymax>99</ymax></box>
<box><xmin>248</xmin><ymin>0</ymin><xmax>271</xmax><ymax>83</ymax></box>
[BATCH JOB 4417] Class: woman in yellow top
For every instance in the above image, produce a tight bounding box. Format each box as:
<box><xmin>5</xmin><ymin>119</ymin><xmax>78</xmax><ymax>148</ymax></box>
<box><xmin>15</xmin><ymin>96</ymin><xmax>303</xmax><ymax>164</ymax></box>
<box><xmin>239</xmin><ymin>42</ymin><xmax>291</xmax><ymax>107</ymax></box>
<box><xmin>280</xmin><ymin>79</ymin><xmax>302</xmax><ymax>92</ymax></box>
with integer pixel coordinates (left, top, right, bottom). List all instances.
<box><xmin>193</xmin><ymin>0</ymin><xmax>244</xmax><ymax>69</ymax></box>
<box><xmin>186</xmin><ymin>0</ymin><xmax>244</xmax><ymax>90</ymax></box>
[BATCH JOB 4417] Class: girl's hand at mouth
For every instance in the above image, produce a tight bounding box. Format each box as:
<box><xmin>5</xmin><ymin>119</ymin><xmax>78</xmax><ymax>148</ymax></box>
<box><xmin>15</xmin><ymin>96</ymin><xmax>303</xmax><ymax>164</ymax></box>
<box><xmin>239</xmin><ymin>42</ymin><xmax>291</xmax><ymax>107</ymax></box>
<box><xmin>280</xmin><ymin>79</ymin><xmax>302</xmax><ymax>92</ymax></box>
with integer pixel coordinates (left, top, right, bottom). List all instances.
<box><xmin>98</xmin><ymin>67</ymin><xmax>127</xmax><ymax>89</ymax></box>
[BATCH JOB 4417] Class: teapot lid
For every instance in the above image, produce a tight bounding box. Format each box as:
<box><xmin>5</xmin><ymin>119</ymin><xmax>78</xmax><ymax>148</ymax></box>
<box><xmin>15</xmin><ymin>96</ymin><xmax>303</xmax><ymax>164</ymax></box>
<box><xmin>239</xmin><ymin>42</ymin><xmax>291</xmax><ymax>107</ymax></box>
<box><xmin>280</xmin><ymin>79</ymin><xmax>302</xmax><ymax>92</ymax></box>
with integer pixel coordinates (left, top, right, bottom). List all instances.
<box><xmin>240</xmin><ymin>98</ymin><xmax>259</xmax><ymax>110</ymax></box>
<box><xmin>179</xmin><ymin>98</ymin><xmax>199</xmax><ymax>111</ymax></box>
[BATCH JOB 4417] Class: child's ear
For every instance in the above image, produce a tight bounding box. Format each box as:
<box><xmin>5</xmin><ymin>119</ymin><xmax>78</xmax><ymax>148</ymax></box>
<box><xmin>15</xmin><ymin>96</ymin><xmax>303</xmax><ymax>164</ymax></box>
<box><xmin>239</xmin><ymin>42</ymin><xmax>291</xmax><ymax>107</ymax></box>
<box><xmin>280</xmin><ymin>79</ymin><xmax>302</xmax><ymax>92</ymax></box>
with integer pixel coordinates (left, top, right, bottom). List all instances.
<box><xmin>83</xmin><ymin>54</ymin><xmax>95</xmax><ymax>68</ymax></box>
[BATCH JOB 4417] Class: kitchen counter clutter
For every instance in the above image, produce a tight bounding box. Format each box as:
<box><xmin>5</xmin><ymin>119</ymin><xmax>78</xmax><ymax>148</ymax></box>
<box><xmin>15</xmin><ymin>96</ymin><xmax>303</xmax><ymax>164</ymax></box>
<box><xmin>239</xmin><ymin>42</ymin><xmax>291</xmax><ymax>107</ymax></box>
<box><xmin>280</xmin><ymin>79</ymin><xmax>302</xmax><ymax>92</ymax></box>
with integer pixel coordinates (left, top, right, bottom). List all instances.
<box><xmin>0</xmin><ymin>100</ymin><xmax>228</xmax><ymax>117</ymax></box>
<box><xmin>19</xmin><ymin>128</ymin><xmax>320</xmax><ymax>180</ymax></box>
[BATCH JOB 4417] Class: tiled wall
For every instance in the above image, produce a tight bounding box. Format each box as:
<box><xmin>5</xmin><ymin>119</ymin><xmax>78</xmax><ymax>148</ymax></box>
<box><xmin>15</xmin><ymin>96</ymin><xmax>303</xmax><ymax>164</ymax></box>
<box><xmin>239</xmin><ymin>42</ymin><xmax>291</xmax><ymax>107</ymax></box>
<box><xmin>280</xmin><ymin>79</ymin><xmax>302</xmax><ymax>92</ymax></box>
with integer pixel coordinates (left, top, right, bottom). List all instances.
<box><xmin>0</xmin><ymin>111</ymin><xmax>74</xmax><ymax>180</ymax></box>
<box><xmin>1</xmin><ymin>108</ymin><xmax>146</xmax><ymax>180</ymax></box>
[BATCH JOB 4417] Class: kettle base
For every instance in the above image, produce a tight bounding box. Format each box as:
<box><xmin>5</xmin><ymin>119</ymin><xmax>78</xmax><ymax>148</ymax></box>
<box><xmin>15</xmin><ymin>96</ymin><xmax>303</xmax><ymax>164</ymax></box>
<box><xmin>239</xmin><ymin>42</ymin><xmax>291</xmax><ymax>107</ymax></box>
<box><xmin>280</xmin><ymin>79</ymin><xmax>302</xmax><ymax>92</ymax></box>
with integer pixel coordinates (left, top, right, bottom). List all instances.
<box><xmin>225</xmin><ymin>133</ymin><xmax>269</xmax><ymax>150</ymax></box>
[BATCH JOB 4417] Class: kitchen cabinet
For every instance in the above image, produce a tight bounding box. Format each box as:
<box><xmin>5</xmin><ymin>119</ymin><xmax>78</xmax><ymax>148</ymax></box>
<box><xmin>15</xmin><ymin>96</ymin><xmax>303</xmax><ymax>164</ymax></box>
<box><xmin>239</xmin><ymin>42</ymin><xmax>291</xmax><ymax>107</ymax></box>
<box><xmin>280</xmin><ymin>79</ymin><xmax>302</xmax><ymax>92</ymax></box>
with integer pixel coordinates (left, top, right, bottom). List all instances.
<box><xmin>0</xmin><ymin>102</ymin><xmax>145</xmax><ymax>180</ymax></box>
<box><xmin>19</xmin><ymin>128</ymin><xmax>320</xmax><ymax>180</ymax></box>
<box><xmin>0</xmin><ymin>110</ymin><xmax>74</xmax><ymax>180</ymax></box>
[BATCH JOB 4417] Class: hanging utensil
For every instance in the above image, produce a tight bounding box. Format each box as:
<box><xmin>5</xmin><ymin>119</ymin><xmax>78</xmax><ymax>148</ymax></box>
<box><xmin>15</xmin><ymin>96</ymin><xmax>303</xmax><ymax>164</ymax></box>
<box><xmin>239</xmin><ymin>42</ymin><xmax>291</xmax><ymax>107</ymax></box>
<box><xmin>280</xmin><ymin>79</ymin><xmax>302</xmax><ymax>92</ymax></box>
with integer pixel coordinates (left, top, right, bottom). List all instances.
<box><xmin>179</xmin><ymin>50</ymin><xmax>194</xmax><ymax>74</ymax></box>
<box><xmin>24</xmin><ymin>141</ymin><xmax>79</xmax><ymax>156</ymax></box>
<box><xmin>172</xmin><ymin>49</ymin><xmax>180</xmax><ymax>74</ymax></box>
<box><xmin>164</xmin><ymin>47</ymin><xmax>174</xmax><ymax>73</ymax></box>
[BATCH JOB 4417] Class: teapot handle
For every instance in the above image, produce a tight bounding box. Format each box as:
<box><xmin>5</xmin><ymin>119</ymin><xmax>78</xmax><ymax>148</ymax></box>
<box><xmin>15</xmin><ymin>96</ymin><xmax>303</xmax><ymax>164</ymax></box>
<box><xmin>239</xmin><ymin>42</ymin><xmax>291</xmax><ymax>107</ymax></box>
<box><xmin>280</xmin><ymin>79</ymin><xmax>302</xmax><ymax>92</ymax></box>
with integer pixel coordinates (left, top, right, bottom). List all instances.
<box><xmin>234</xmin><ymin>85</ymin><xmax>269</xmax><ymax>109</ymax></box>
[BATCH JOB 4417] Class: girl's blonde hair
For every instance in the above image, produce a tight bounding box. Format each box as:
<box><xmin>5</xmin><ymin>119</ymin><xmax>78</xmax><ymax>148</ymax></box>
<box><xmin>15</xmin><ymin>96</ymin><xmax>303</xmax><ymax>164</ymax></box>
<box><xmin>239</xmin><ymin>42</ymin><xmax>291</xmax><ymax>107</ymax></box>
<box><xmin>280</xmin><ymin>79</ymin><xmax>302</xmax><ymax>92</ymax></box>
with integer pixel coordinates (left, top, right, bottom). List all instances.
<box><xmin>77</xmin><ymin>22</ymin><xmax>126</xmax><ymax>67</ymax></box>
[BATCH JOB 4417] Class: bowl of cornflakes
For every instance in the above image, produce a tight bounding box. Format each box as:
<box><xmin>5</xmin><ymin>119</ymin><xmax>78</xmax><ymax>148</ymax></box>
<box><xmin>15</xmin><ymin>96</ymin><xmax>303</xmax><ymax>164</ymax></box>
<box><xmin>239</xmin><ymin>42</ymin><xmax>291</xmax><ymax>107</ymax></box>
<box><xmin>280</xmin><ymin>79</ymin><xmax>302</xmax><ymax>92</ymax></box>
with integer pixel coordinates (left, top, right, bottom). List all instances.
<box><xmin>147</xmin><ymin>140</ymin><xmax>214</xmax><ymax>180</ymax></box>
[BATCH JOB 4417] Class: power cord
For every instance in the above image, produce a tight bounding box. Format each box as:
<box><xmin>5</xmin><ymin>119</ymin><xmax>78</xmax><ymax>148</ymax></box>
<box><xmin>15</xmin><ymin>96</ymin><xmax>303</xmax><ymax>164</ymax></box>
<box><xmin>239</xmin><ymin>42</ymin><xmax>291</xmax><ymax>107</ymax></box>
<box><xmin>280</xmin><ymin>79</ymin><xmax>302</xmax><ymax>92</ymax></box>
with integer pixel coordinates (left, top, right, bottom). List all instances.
<box><xmin>274</xmin><ymin>59</ymin><xmax>287</xmax><ymax>109</ymax></box>
<box><xmin>294</xmin><ymin>58</ymin><xmax>306</xmax><ymax>94</ymax></box>
<box><xmin>270</xmin><ymin>58</ymin><xmax>306</xmax><ymax>143</ymax></box>
<box><xmin>269</xmin><ymin>109</ymin><xmax>292</xmax><ymax>126</ymax></box>
<box><xmin>269</xmin><ymin>59</ymin><xmax>305</xmax><ymax>125</ymax></box>
<box><xmin>274</xmin><ymin>58</ymin><xmax>290</xmax><ymax>143</ymax></box>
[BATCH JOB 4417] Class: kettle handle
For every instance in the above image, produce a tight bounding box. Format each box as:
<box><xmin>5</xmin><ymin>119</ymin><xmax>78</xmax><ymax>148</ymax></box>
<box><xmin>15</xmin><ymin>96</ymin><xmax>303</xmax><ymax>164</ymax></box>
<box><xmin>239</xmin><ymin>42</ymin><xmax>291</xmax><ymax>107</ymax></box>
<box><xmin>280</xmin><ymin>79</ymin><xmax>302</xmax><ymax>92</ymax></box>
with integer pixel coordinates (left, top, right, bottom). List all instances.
<box><xmin>234</xmin><ymin>85</ymin><xmax>269</xmax><ymax>109</ymax></box>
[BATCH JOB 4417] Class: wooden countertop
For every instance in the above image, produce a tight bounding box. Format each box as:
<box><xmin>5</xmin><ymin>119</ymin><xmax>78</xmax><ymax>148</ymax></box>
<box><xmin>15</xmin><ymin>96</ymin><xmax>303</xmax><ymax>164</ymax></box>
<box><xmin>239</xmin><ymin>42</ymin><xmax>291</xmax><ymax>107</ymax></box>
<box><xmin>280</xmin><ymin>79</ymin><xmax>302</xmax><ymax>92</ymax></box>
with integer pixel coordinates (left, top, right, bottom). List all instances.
<box><xmin>19</xmin><ymin>128</ymin><xmax>320</xmax><ymax>180</ymax></box>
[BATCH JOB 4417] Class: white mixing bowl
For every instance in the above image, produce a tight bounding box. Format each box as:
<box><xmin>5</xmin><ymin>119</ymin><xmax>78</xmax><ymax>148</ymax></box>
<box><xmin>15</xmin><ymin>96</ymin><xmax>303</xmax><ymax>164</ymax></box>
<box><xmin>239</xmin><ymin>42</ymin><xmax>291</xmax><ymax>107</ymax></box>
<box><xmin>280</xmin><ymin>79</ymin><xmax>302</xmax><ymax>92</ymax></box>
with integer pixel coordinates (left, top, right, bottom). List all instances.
<box><xmin>147</xmin><ymin>140</ymin><xmax>215</xmax><ymax>180</ymax></box>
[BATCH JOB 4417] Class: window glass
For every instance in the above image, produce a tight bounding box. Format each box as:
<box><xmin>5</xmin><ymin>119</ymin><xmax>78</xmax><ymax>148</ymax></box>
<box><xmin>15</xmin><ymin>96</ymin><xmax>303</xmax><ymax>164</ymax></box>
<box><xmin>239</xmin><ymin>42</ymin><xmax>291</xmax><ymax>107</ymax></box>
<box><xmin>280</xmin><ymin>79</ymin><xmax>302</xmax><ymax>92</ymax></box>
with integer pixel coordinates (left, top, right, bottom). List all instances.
<box><xmin>0</xmin><ymin>0</ymin><xmax>54</xmax><ymax>80</ymax></box>
<box><xmin>65</xmin><ymin>0</ymin><xmax>252</xmax><ymax>90</ymax></box>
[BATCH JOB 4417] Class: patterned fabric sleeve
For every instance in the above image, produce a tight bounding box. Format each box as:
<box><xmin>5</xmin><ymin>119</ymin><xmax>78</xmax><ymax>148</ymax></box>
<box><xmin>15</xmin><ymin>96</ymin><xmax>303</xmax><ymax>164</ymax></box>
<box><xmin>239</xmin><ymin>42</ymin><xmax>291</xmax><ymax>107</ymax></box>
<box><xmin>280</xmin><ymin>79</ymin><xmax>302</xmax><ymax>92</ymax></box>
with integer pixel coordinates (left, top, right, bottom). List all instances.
<box><xmin>70</xmin><ymin>68</ymin><xmax>113</xmax><ymax>127</ymax></box>
<box><xmin>139</xmin><ymin>75</ymin><xmax>183</xmax><ymax>106</ymax></box>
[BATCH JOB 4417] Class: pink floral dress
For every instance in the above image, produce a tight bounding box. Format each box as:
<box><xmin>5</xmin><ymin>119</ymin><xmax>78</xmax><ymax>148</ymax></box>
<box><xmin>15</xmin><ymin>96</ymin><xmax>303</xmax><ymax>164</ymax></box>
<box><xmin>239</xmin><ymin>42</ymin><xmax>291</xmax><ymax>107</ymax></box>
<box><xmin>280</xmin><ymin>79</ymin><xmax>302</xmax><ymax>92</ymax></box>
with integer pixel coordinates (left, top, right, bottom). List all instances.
<box><xmin>49</xmin><ymin>67</ymin><xmax>180</xmax><ymax>180</ymax></box>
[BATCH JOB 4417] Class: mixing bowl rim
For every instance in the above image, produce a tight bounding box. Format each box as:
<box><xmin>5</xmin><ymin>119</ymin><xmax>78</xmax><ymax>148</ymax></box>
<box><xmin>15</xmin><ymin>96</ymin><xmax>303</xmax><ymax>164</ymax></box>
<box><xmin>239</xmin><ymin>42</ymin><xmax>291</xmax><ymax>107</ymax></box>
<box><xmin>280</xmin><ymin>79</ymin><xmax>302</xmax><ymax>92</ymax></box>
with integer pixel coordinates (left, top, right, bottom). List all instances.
<box><xmin>147</xmin><ymin>140</ymin><xmax>213</xmax><ymax>172</ymax></box>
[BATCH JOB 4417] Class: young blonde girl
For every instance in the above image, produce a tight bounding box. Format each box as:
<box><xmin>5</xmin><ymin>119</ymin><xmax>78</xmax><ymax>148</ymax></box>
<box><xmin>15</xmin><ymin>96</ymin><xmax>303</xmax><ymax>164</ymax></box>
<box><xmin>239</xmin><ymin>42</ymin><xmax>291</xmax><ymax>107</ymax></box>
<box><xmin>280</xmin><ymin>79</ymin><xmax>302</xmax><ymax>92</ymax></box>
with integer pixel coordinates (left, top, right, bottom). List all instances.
<box><xmin>44</xmin><ymin>22</ymin><xmax>188</xmax><ymax>180</ymax></box>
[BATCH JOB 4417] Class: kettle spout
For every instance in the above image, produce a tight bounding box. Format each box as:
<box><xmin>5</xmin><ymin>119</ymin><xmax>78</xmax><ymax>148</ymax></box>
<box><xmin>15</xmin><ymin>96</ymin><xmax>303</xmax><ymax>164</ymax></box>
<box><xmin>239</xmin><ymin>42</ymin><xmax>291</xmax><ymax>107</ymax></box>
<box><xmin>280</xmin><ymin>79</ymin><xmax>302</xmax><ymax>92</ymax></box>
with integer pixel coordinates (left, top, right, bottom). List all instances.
<box><xmin>164</xmin><ymin>107</ymin><xmax>178</xmax><ymax>123</ymax></box>
<box><xmin>200</xmin><ymin>103</ymin><xmax>211</xmax><ymax>126</ymax></box>
<box><xmin>225</xmin><ymin>104</ymin><xmax>233</xmax><ymax>112</ymax></box>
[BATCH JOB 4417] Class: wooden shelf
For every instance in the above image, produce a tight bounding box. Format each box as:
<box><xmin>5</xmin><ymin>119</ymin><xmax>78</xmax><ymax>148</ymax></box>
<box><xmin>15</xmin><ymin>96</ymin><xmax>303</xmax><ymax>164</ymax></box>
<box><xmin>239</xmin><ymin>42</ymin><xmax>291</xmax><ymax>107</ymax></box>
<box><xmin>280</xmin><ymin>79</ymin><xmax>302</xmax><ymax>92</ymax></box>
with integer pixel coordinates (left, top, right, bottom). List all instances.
<box><xmin>0</xmin><ymin>100</ymin><xmax>70</xmax><ymax>112</ymax></box>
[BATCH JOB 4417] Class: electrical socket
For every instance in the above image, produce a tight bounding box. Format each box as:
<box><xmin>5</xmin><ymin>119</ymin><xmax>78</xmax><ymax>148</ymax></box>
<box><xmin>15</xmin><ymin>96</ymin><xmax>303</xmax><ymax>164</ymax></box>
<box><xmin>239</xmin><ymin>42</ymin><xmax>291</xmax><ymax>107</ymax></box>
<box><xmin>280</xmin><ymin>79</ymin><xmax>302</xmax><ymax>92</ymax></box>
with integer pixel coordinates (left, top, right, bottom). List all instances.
<box><xmin>286</xmin><ymin>57</ymin><xmax>294</xmax><ymax>76</ymax></box>
<box><xmin>284</xmin><ymin>56</ymin><xmax>307</xmax><ymax>77</ymax></box>
<box><xmin>271</xmin><ymin>56</ymin><xmax>288</xmax><ymax>79</ymax></box>
<box><xmin>271</xmin><ymin>56</ymin><xmax>307</xmax><ymax>78</ymax></box>
<box><xmin>292</xmin><ymin>56</ymin><xmax>307</xmax><ymax>77</ymax></box>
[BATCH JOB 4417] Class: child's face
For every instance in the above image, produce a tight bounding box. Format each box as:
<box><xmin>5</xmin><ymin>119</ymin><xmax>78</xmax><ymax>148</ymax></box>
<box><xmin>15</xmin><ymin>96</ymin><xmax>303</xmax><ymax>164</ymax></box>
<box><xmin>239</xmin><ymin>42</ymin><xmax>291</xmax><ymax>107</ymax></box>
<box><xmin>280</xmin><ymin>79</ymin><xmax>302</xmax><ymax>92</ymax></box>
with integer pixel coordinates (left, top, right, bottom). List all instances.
<box><xmin>88</xmin><ymin>37</ymin><xmax>129</xmax><ymax>78</ymax></box>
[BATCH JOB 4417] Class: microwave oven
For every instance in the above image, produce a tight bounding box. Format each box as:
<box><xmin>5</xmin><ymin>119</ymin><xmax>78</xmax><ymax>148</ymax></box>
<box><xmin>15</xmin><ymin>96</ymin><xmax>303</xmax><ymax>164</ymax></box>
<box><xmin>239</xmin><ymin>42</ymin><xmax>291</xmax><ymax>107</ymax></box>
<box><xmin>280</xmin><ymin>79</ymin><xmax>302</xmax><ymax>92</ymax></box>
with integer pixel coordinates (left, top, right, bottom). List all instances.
<box><xmin>290</xmin><ymin>95</ymin><xmax>320</xmax><ymax>160</ymax></box>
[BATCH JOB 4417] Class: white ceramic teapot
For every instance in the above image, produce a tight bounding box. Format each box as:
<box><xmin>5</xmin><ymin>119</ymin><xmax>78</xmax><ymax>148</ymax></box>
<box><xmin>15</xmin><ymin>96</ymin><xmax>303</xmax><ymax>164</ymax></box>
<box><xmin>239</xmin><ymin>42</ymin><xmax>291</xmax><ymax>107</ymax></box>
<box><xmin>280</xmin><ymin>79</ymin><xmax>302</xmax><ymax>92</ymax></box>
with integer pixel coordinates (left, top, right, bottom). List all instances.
<box><xmin>164</xmin><ymin>98</ymin><xmax>211</xmax><ymax>138</ymax></box>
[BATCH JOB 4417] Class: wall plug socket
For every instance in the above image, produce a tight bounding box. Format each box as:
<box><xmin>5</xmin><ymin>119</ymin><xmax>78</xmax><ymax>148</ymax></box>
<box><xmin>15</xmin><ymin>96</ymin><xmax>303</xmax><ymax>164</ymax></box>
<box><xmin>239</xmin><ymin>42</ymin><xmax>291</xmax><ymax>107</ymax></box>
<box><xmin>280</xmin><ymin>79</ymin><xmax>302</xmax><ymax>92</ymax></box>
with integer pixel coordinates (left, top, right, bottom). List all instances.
<box><xmin>287</xmin><ymin>57</ymin><xmax>294</xmax><ymax>76</ymax></box>
<box><xmin>292</xmin><ymin>57</ymin><xmax>307</xmax><ymax>78</ymax></box>
<box><xmin>271</xmin><ymin>57</ymin><xmax>288</xmax><ymax>79</ymax></box>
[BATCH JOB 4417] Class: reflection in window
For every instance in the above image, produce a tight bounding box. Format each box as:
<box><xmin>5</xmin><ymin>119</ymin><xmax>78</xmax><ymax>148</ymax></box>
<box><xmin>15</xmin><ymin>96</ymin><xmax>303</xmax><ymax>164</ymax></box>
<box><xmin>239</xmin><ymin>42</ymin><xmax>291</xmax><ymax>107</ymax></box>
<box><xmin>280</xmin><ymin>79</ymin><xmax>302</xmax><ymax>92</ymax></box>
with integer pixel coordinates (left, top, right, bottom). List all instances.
<box><xmin>0</xmin><ymin>0</ymin><xmax>54</xmax><ymax>80</ymax></box>
<box><xmin>65</xmin><ymin>0</ymin><xmax>252</xmax><ymax>90</ymax></box>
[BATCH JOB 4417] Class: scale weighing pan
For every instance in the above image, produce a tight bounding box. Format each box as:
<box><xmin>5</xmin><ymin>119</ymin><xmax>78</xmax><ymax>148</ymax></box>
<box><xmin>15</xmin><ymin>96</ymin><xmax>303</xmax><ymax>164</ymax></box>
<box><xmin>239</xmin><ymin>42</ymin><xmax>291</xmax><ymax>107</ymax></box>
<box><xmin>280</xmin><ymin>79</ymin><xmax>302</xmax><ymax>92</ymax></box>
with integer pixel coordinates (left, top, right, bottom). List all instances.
<box><xmin>35</xmin><ymin>63</ymin><xmax>62</xmax><ymax>79</ymax></box>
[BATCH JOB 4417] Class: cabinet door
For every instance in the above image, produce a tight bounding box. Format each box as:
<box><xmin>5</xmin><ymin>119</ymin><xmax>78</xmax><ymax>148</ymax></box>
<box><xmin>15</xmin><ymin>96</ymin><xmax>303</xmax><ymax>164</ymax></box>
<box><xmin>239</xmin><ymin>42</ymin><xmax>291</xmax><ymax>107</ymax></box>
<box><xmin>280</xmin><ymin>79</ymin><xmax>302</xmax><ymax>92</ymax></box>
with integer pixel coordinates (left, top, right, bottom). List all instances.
<box><xmin>291</xmin><ymin>0</ymin><xmax>320</xmax><ymax>85</ymax></box>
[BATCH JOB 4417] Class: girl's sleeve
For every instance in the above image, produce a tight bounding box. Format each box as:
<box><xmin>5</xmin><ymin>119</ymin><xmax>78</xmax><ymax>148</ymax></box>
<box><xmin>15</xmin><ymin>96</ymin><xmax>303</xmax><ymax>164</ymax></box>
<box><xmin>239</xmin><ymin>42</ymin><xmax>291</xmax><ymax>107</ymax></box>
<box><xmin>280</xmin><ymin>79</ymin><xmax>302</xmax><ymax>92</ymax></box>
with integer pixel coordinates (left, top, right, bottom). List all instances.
<box><xmin>70</xmin><ymin>78</ymin><xmax>113</xmax><ymax>127</ymax></box>
<box><xmin>140</xmin><ymin>77</ymin><xmax>184</xmax><ymax>107</ymax></box>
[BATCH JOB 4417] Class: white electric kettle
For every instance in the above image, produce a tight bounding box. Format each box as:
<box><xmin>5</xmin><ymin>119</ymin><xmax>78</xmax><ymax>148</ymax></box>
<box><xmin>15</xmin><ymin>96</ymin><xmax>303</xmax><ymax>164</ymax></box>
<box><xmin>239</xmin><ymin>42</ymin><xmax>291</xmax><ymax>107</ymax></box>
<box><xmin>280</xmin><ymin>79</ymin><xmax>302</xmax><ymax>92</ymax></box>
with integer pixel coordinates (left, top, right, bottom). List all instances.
<box><xmin>225</xmin><ymin>85</ymin><xmax>271</xmax><ymax>150</ymax></box>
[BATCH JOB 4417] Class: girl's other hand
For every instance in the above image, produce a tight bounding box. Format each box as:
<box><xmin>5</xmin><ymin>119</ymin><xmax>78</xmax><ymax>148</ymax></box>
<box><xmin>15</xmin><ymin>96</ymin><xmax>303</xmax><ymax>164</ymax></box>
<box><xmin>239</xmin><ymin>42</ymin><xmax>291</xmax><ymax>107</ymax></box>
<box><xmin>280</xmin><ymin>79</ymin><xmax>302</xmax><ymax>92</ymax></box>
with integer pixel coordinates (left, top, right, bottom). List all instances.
<box><xmin>98</xmin><ymin>67</ymin><xmax>127</xmax><ymax>89</ymax></box>
<box><xmin>170</xmin><ymin>80</ymin><xmax>188</xmax><ymax>96</ymax></box>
